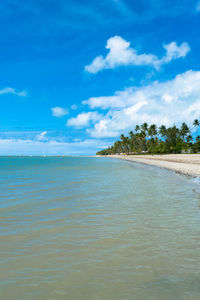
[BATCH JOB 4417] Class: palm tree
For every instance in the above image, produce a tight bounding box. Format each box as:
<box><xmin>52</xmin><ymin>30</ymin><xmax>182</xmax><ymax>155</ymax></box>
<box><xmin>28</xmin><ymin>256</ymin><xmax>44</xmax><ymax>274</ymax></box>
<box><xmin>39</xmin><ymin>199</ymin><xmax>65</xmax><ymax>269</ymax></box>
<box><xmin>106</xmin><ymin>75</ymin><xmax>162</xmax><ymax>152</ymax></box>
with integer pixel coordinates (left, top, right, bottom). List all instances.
<box><xmin>147</xmin><ymin>124</ymin><xmax>158</xmax><ymax>154</ymax></box>
<box><xmin>196</xmin><ymin>135</ymin><xmax>200</xmax><ymax>141</ymax></box>
<box><xmin>180</xmin><ymin>122</ymin><xmax>190</xmax><ymax>142</ymax></box>
<box><xmin>124</xmin><ymin>136</ymin><xmax>130</xmax><ymax>153</ymax></box>
<box><xmin>120</xmin><ymin>134</ymin><xmax>125</xmax><ymax>141</ymax></box>
<box><xmin>135</xmin><ymin>125</ymin><xmax>140</xmax><ymax>133</ymax></box>
<box><xmin>113</xmin><ymin>141</ymin><xmax>122</xmax><ymax>154</ymax></box>
<box><xmin>159</xmin><ymin>125</ymin><xmax>167</xmax><ymax>138</ymax></box>
<box><xmin>193</xmin><ymin>119</ymin><xmax>200</xmax><ymax>127</ymax></box>
<box><xmin>96</xmin><ymin>121</ymin><xmax>199</xmax><ymax>155</ymax></box>
<box><xmin>148</xmin><ymin>124</ymin><xmax>157</xmax><ymax>139</ymax></box>
<box><xmin>186</xmin><ymin>134</ymin><xmax>193</xmax><ymax>151</ymax></box>
<box><xmin>165</xmin><ymin>125</ymin><xmax>180</xmax><ymax>153</ymax></box>
<box><xmin>193</xmin><ymin>119</ymin><xmax>200</xmax><ymax>137</ymax></box>
<box><xmin>129</xmin><ymin>131</ymin><xmax>136</xmax><ymax>152</ymax></box>
<box><xmin>141</xmin><ymin>122</ymin><xmax>148</xmax><ymax>134</ymax></box>
<box><xmin>120</xmin><ymin>134</ymin><xmax>130</xmax><ymax>153</ymax></box>
<box><xmin>186</xmin><ymin>134</ymin><xmax>193</xmax><ymax>143</ymax></box>
<box><xmin>138</xmin><ymin>130</ymin><xmax>147</xmax><ymax>151</ymax></box>
<box><xmin>129</xmin><ymin>131</ymin><xmax>134</xmax><ymax>138</ymax></box>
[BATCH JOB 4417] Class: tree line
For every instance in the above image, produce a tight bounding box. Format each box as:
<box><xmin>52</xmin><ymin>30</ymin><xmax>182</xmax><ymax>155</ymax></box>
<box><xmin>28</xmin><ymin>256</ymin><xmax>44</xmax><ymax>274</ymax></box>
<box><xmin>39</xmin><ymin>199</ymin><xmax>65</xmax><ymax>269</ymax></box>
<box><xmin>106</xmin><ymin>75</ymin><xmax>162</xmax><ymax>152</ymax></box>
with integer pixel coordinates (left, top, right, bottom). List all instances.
<box><xmin>96</xmin><ymin>119</ymin><xmax>200</xmax><ymax>155</ymax></box>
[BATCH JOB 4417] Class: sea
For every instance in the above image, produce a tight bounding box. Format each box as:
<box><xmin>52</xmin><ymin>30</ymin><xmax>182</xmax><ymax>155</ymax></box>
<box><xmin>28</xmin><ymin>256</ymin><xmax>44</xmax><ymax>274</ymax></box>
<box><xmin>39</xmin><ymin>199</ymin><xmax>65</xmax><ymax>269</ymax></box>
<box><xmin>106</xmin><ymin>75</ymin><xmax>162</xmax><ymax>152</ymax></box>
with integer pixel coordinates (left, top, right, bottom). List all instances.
<box><xmin>0</xmin><ymin>156</ymin><xmax>200</xmax><ymax>300</ymax></box>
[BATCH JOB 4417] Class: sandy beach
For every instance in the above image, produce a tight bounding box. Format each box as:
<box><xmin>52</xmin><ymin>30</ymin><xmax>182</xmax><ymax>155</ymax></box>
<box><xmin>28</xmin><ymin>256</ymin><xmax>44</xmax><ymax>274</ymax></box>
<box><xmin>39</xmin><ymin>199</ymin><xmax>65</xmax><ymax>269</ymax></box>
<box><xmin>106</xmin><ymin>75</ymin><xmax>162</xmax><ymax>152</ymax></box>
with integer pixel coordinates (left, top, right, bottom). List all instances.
<box><xmin>108</xmin><ymin>154</ymin><xmax>200</xmax><ymax>177</ymax></box>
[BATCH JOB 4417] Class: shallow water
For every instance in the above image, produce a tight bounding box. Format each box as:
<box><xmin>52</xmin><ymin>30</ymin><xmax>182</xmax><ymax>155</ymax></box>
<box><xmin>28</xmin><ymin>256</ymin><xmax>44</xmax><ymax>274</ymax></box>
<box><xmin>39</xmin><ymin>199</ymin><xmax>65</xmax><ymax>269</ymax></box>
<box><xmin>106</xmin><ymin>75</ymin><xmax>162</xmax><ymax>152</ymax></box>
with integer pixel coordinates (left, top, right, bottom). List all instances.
<box><xmin>0</xmin><ymin>156</ymin><xmax>200</xmax><ymax>300</ymax></box>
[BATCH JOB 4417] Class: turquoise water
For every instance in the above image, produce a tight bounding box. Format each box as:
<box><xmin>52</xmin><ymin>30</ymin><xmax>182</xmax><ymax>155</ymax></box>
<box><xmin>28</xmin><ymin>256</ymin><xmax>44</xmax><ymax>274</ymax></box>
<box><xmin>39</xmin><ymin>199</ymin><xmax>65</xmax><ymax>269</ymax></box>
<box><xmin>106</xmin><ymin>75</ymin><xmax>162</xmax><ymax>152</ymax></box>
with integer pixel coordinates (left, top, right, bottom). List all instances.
<box><xmin>0</xmin><ymin>156</ymin><xmax>200</xmax><ymax>300</ymax></box>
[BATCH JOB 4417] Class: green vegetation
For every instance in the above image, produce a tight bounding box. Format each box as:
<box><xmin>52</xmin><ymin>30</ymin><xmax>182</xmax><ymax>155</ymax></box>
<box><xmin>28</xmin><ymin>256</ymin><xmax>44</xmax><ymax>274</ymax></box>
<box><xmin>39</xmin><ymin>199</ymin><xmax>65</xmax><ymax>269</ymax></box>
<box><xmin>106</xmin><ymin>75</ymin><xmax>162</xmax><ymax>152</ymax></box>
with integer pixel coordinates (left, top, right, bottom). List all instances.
<box><xmin>96</xmin><ymin>119</ymin><xmax>200</xmax><ymax>155</ymax></box>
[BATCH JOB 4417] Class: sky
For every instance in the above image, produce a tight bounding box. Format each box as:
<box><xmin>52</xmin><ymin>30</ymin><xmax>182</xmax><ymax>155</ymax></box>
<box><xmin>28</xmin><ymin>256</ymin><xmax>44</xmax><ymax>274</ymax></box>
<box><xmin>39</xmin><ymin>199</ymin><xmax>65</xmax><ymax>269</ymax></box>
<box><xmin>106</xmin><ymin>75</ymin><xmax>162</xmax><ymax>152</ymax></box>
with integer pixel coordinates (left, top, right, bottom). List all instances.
<box><xmin>1</xmin><ymin>0</ymin><xmax>200</xmax><ymax>155</ymax></box>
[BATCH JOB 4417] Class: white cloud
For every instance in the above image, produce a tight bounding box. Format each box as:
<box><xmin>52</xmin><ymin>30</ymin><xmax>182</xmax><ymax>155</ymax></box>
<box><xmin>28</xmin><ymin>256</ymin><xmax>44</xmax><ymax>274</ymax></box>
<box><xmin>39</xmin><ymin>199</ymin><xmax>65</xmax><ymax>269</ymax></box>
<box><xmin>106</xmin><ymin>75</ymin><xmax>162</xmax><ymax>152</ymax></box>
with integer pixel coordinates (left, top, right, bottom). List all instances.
<box><xmin>85</xmin><ymin>36</ymin><xmax>190</xmax><ymax>73</ymax></box>
<box><xmin>0</xmin><ymin>87</ymin><xmax>27</xmax><ymax>97</ymax></box>
<box><xmin>70</xmin><ymin>70</ymin><xmax>200</xmax><ymax>137</ymax></box>
<box><xmin>83</xmin><ymin>87</ymin><xmax>146</xmax><ymax>109</ymax></box>
<box><xmin>161</xmin><ymin>42</ymin><xmax>190</xmax><ymax>63</ymax></box>
<box><xmin>67</xmin><ymin>111</ymin><xmax>102</xmax><ymax>128</ymax></box>
<box><xmin>37</xmin><ymin>131</ymin><xmax>48</xmax><ymax>141</ymax></box>
<box><xmin>51</xmin><ymin>106</ymin><xmax>68</xmax><ymax>117</ymax></box>
<box><xmin>0</xmin><ymin>138</ymin><xmax>110</xmax><ymax>155</ymax></box>
<box><xmin>87</xmin><ymin>101</ymin><xmax>148</xmax><ymax>137</ymax></box>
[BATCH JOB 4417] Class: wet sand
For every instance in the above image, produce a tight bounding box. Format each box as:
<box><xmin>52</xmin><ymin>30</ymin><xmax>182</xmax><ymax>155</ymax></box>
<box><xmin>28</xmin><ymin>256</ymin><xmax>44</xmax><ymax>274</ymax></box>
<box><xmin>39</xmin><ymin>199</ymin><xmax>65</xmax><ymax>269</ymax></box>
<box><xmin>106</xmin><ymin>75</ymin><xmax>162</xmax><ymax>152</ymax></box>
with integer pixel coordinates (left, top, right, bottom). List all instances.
<box><xmin>108</xmin><ymin>154</ymin><xmax>200</xmax><ymax>177</ymax></box>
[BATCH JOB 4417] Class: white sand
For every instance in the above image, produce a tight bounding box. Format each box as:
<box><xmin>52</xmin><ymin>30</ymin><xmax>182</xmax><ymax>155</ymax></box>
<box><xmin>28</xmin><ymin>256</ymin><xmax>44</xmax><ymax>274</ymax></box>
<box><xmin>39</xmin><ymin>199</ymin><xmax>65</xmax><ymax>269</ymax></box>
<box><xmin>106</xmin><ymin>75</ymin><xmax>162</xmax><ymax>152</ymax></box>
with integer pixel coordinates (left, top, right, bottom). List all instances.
<box><xmin>107</xmin><ymin>154</ymin><xmax>200</xmax><ymax>177</ymax></box>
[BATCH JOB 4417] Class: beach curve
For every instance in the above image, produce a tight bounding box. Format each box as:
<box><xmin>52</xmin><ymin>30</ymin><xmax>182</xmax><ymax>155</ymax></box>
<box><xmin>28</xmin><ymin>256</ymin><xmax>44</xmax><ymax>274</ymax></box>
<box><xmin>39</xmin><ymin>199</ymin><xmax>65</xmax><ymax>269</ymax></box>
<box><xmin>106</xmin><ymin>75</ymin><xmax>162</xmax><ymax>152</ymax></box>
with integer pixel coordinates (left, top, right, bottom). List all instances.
<box><xmin>106</xmin><ymin>154</ymin><xmax>200</xmax><ymax>178</ymax></box>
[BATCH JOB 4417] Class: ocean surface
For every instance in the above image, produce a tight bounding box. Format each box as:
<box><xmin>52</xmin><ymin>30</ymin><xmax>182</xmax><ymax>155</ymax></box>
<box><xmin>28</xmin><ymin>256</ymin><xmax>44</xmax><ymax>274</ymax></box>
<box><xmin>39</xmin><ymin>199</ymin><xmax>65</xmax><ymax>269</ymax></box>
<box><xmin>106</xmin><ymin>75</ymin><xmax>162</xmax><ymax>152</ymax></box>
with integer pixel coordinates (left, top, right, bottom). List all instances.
<box><xmin>0</xmin><ymin>156</ymin><xmax>200</xmax><ymax>300</ymax></box>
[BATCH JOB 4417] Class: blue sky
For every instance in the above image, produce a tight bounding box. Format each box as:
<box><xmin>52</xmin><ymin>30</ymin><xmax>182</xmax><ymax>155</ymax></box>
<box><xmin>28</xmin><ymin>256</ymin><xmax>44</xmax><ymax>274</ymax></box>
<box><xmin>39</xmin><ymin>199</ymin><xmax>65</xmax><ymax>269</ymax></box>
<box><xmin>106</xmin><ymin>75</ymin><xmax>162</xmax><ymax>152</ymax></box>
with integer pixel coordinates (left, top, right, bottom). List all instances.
<box><xmin>1</xmin><ymin>0</ymin><xmax>200</xmax><ymax>155</ymax></box>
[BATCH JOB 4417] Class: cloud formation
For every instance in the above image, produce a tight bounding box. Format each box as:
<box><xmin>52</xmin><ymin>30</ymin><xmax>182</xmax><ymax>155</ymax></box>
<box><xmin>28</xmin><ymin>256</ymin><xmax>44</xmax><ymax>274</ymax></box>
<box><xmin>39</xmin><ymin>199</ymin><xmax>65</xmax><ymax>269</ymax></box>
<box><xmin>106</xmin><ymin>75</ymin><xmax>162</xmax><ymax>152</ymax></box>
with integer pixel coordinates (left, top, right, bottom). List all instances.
<box><xmin>85</xmin><ymin>36</ymin><xmax>190</xmax><ymax>73</ymax></box>
<box><xmin>0</xmin><ymin>87</ymin><xmax>27</xmax><ymax>97</ymax></box>
<box><xmin>67</xmin><ymin>111</ymin><xmax>102</xmax><ymax>128</ymax></box>
<box><xmin>51</xmin><ymin>106</ymin><xmax>68</xmax><ymax>117</ymax></box>
<box><xmin>0</xmin><ymin>138</ymin><xmax>110</xmax><ymax>155</ymax></box>
<box><xmin>37</xmin><ymin>131</ymin><xmax>48</xmax><ymax>141</ymax></box>
<box><xmin>69</xmin><ymin>70</ymin><xmax>200</xmax><ymax>137</ymax></box>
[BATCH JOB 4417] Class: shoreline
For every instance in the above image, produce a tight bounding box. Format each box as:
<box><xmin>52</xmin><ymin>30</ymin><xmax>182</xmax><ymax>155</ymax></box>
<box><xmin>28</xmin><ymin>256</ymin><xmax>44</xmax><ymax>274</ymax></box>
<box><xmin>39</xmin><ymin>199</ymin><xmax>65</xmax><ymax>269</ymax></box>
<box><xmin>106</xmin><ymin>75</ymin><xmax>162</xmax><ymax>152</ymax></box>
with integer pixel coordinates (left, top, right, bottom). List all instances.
<box><xmin>104</xmin><ymin>154</ymin><xmax>200</xmax><ymax>178</ymax></box>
